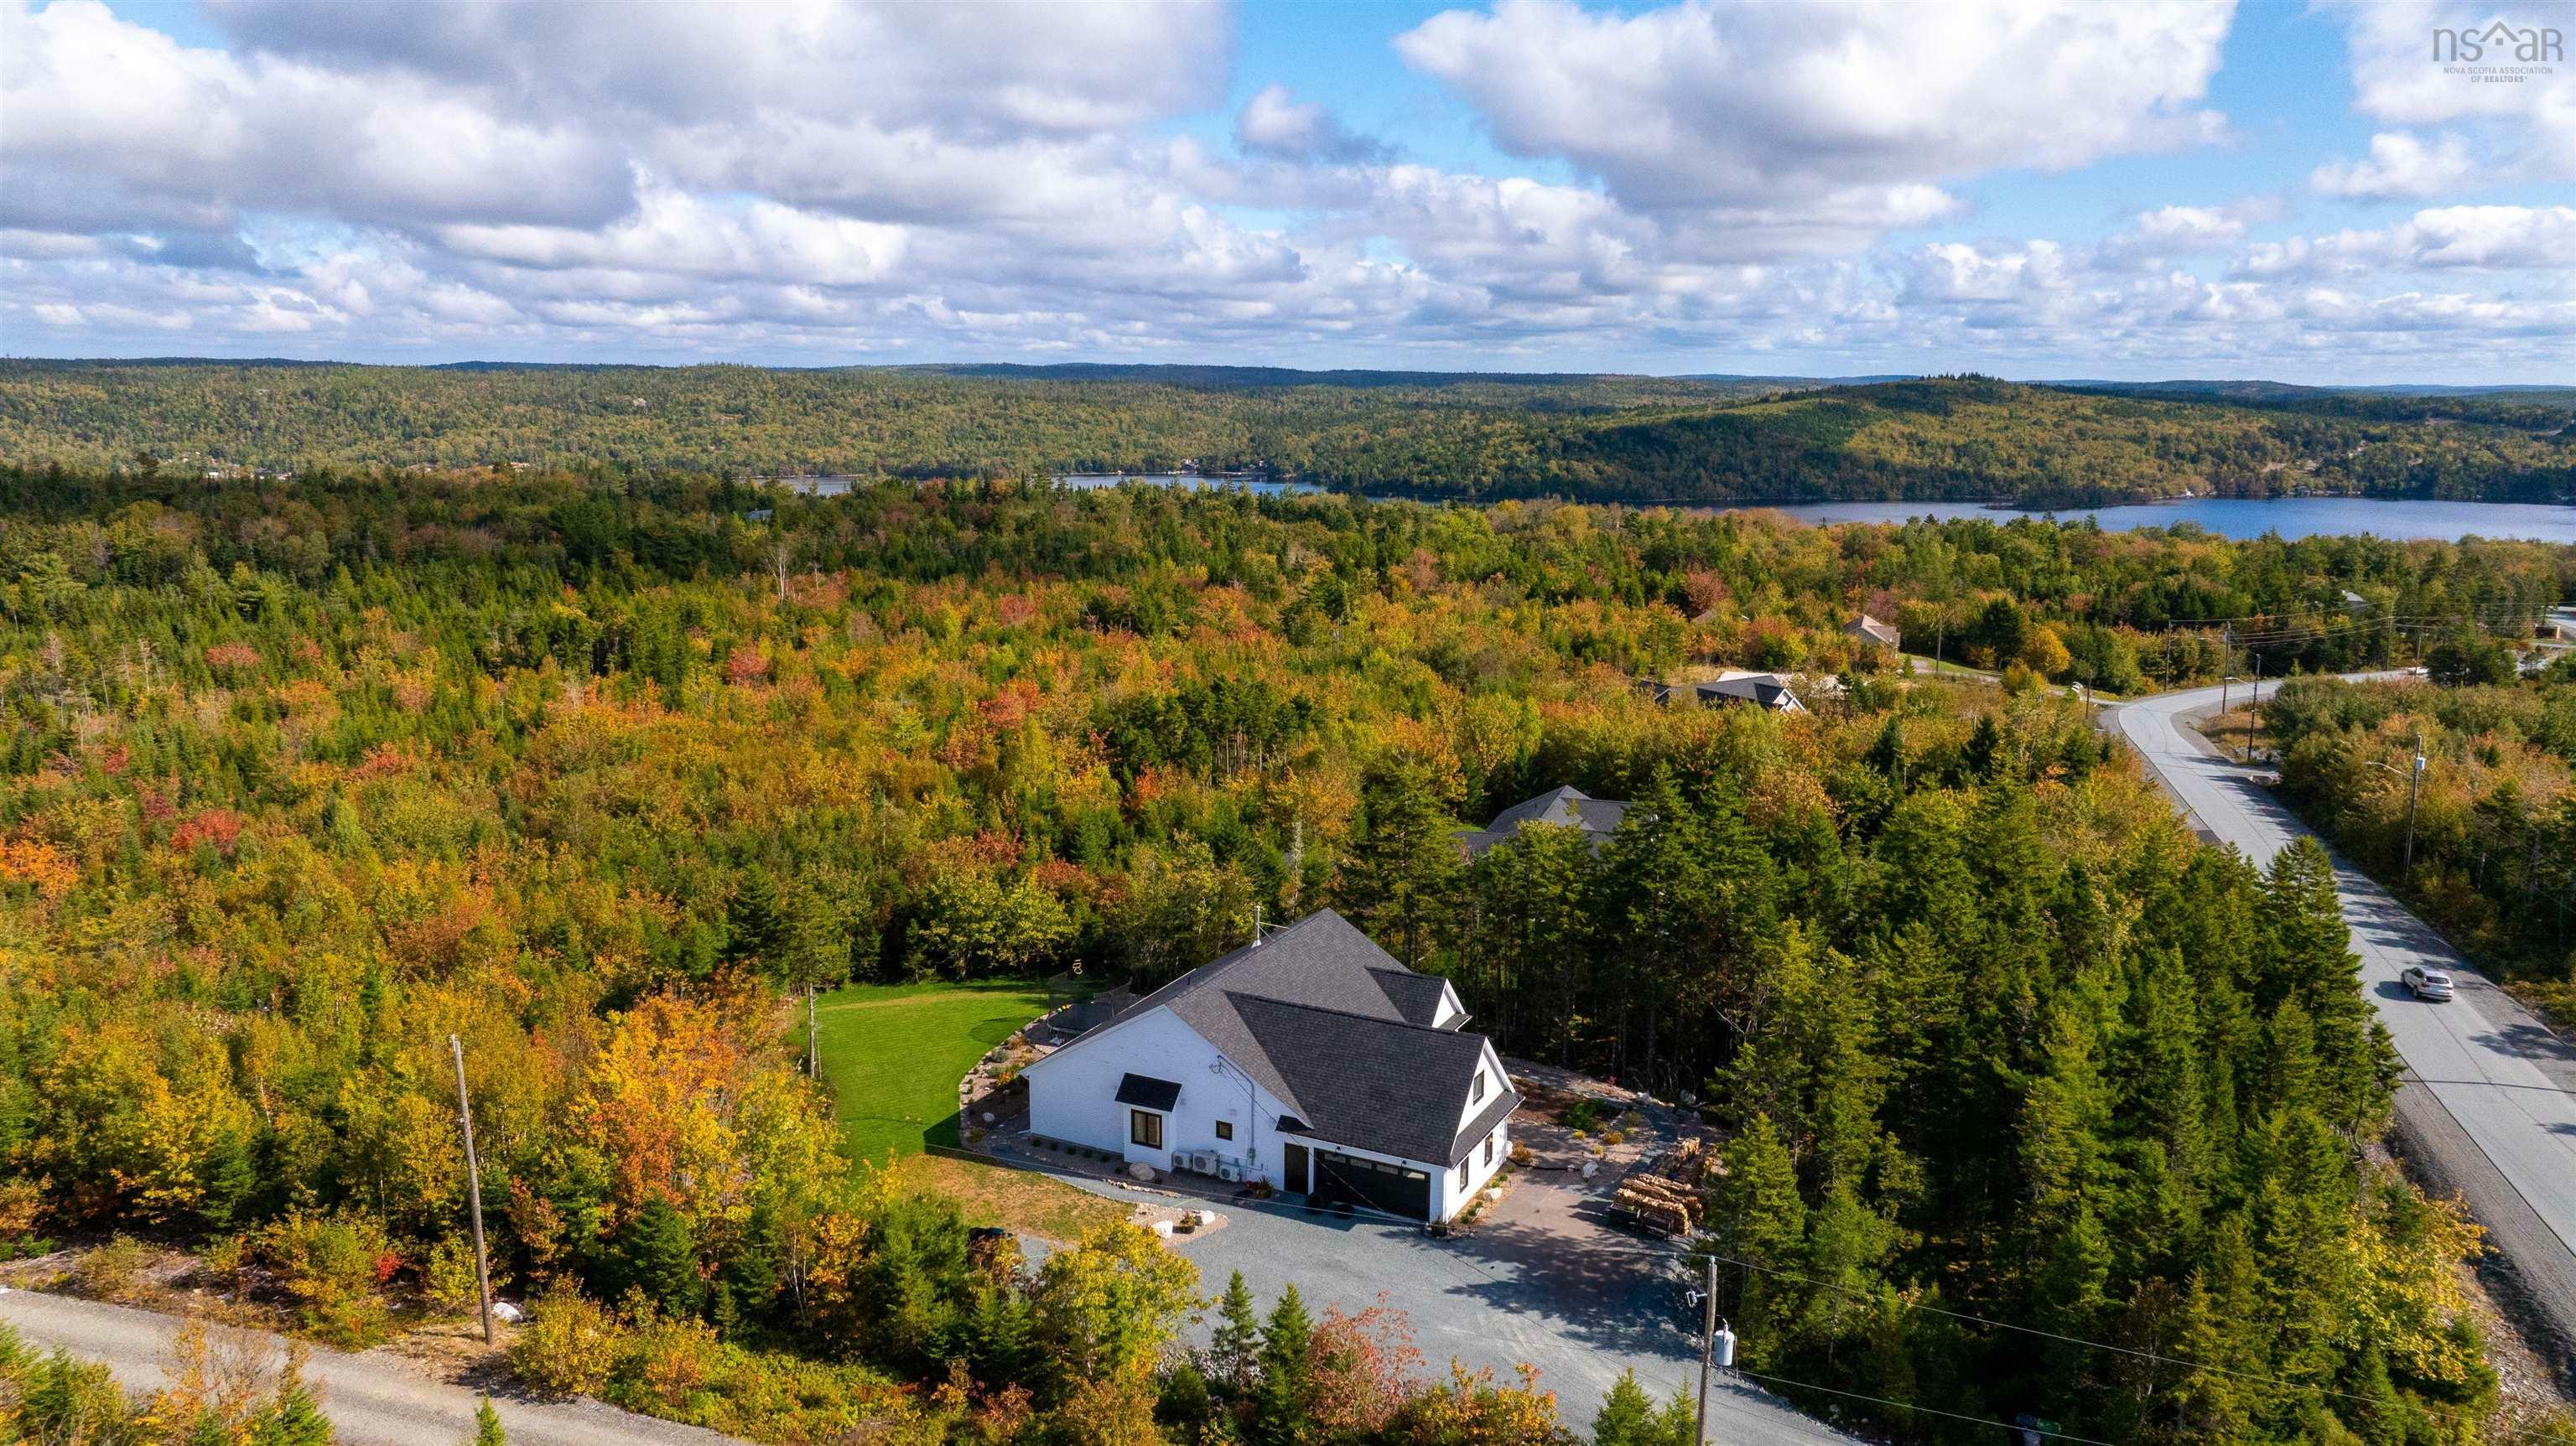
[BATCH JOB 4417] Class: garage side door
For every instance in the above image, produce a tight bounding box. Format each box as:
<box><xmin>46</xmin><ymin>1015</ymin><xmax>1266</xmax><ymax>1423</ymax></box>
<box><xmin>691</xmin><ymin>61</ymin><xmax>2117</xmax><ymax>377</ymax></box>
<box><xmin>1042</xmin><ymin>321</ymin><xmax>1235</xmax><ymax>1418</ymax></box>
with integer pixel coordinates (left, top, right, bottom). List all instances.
<box><xmin>1311</xmin><ymin>1149</ymin><xmax>1431</xmax><ymax>1220</ymax></box>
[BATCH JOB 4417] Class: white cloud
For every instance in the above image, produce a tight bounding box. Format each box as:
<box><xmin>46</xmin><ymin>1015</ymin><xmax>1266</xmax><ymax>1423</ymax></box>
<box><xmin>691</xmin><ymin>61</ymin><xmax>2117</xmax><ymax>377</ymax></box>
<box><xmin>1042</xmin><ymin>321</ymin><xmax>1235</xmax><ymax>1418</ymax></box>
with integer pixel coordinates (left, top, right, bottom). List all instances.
<box><xmin>0</xmin><ymin>0</ymin><xmax>631</xmax><ymax>233</ymax></box>
<box><xmin>2239</xmin><ymin>205</ymin><xmax>2576</xmax><ymax>276</ymax></box>
<box><xmin>1394</xmin><ymin>0</ymin><xmax>2230</xmax><ymax>220</ymax></box>
<box><xmin>2311</xmin><ymin>132</ymin><xmax>2478</xmax><ymax>199</ymax></box>
<box><xmin>1234</xmin><ymin>86</ymin><xmax>1389</xmax><ymax>164</ymax></box>
<box><xmin>0</xmin><ymin>0</ymin><xmax>2566</xmax><ymax>380</ymax></box>
<box><xmin>2324</xmin><ymin>0</ymin><xmax>2576</xmax><ymax>182</ymax></box>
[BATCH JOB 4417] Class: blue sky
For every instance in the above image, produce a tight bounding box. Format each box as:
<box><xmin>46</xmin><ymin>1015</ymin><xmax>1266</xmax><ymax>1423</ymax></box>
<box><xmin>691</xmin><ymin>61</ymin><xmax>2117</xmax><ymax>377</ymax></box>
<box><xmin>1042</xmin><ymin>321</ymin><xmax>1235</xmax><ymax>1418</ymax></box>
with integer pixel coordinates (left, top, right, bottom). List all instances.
<box><xmin>3</xmin><ymin>0</ymin><xmax>2571</xmax><ymax>381</ymax></box>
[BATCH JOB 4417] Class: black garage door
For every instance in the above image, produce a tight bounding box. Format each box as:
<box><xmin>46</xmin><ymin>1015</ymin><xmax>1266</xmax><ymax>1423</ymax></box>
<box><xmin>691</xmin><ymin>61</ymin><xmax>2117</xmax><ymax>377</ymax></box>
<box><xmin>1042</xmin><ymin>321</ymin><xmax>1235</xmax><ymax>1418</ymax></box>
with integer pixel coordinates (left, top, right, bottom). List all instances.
<box><xmin>1310</xmin><ymin>1148</ymin><xmax>1432</xmax><ymax>1220</ymax></box>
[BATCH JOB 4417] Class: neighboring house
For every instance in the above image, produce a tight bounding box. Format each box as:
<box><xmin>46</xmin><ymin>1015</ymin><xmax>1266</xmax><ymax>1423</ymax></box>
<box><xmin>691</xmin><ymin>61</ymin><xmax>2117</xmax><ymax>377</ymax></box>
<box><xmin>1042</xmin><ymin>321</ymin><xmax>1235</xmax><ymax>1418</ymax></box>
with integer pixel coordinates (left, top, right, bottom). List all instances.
<box><xmin>2340</xmin><ymin>590</ymin><xmax>2371</xmax><ymax>614</ymax></box>
<box><xmin>1023</xmin><ymin>910</ymin><xmax>1518</xmax><ymax>1223</ymax></box>
<box><xmin>1454</xmin><ymin>785</ymin><xmax>1628</xmax><ymax>859</ymax></box>
<box><xmin>1695</xmin><ymin>671</ymin><xmax>1807</xmax><ymax>713</ymax></box>
<box><xmin>1846</xmin><ymin>614</ymin><xmax>1902</xmax><ymax>650</ymax></box>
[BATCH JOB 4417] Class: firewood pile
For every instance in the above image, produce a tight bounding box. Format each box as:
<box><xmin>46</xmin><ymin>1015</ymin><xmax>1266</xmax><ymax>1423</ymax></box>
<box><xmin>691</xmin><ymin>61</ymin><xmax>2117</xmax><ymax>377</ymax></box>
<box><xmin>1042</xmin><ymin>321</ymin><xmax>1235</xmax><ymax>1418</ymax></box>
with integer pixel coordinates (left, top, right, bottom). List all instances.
<box><xmin>1611</xmin><ymin>1138</ymin><xmax>1724</xmax><ymax>1237</ymax></box>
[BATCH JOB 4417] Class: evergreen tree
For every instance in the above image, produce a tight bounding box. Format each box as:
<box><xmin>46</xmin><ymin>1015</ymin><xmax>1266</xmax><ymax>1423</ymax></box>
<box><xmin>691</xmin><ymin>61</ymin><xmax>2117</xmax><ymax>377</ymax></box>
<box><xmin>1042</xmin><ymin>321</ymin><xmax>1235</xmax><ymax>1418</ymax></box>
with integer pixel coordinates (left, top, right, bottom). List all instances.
<box><xmin>964</xmin><ymin>1285</ymin><xmax>1040</xmax><ymax>1389</ymax></box>
<box><xmin>727</xmin><ymin>865</ymin><xmax>786</xmax><ymax>969</ymax></box>
<box><xmin>1706</xmin><ymin>1114</ymin><xmax>1805</xmax><ymax>1356</ymax></box>
<box><xmin>466</xmin><ymin>1399</ymin><xmax>506</xmax><ymax>1446</ymax></box>
<box><xmin>1208</xmin><ymin>1269</ymin><xmax>1264</xmax><ymax>1396</ymax></box>
<box><xmin>1337</xmin><ymin>757</ymin><xmax>1458</xmax><ymax>969</ymax></box>
<box><xmin>714</xmin><ymin>1200</ymin><xmax>782</xmax><ymax>1337</ymax></box>
<box><xmin>607</xmin><ymin>1197</ymin><xmax>702</xmax><ymax>1319</ymax></box>
<box><xmin>1588</xmin><ymin>1371</ymin><xmax>1654</xmax><ymax>1446</ymax></box>
<box><xmin>248</xmin><ymin>1361</ymin><xmax>335</xmax><ymax>1446</ymax></box>
<box><xmin>1959</xmin><ymin>713</ymin><xmax>2002</xmax><ymax>783</ymax></box>
<box><xmin>1254</xmin><ymin>1284</ymin><xmax>1315</xmax><ymax>1446</ymax></box>
<box><xmin>2262</xmin><ymin>839</ymin><xmax>2400</xmax><ymax>1134</ymax></box>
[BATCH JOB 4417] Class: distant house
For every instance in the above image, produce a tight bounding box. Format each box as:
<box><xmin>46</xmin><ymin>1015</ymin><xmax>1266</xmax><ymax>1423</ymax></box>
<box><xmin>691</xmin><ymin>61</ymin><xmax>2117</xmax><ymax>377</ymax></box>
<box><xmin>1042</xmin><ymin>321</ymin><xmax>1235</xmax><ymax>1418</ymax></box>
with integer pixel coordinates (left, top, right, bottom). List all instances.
<box><xmin>2340</xmin><ymin>590</ymin><xmax>2371</xmax><ymax>614</ymax></box>
<box><xmin>1022</xmin><ymin>910</ymin><xmax>1516</xmax><ymax>1222</ymax></box>
<box><xmin>1455</xmin><ymin>785</ymin><xmax>1628</xmax><ymax>858</ymax></box>
<box><xmin>1846</xmin><ymin>614</ymin><xmax>1902</xmax><ymax>650</ymax></box>
<box><xmin>1695</xmin><ymin>671</ymin><xmax>1807</xmax><ymax>713</ymax></box>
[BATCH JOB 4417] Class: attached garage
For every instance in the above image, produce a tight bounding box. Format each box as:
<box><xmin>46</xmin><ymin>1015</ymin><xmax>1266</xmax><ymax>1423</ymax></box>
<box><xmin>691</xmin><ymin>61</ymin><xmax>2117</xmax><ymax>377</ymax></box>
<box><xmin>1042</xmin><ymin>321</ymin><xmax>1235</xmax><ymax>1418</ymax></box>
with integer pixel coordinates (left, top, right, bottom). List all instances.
<box><xmin>1308</xmin><ymin>1147</ymin><xmax>1433</xmax><ymax>1220</ymax></box>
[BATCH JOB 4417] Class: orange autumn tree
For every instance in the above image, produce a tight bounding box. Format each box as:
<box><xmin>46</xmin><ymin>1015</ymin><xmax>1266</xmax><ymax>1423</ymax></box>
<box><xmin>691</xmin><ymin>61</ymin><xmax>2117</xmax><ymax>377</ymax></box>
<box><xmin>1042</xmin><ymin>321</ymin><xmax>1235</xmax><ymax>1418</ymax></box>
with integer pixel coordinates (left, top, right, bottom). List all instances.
<box><xmin>569</xmin><ymin>988</ymin><xmax>839</xmax><ymax>1234</ymax></box>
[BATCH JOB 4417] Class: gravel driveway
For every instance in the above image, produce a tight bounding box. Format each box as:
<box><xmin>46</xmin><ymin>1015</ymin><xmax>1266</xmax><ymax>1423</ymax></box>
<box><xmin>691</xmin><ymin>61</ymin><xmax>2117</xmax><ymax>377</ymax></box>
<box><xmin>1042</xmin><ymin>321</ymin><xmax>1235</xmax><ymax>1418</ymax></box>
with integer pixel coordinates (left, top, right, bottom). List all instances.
<box><xmin>1022</xmin><ymin>1102</ymin><xmax>1862</xmax><ymax>1445</ymax></box>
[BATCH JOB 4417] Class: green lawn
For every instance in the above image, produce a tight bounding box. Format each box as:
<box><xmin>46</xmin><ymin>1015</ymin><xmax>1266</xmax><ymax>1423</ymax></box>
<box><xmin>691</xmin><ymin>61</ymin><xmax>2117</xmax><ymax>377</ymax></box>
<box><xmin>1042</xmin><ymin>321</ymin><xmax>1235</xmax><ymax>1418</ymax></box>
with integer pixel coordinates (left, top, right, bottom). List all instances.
<box><xmin>806</xmin><ymin>978</ymin><xmax>1058</xmax><ymax>1164</ymax></box>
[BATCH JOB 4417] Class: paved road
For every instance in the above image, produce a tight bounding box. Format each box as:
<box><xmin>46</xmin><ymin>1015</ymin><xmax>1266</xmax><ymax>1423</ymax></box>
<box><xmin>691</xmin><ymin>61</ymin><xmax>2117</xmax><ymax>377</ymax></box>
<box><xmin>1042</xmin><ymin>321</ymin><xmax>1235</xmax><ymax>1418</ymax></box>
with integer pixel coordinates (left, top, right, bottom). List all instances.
<box><xmin>2108</xmin><ymin>681</ymin><xmax>2576</xmax><ymax>1360</ymax></box>
<box><xmin>0</xmin><ymin>1288</ymin><xmax>745</xmax><ymax>1446</ymax></box>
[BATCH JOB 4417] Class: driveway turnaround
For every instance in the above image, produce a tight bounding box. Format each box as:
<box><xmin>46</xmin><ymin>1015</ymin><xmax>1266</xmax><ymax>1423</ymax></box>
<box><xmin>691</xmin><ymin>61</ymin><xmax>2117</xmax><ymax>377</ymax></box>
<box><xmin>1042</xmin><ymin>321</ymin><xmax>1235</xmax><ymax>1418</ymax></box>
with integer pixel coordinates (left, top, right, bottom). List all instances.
<box><xmin>2110</xmin><ymin>681</ymin><xmax>2576</xmax><ymax>1357</ymax></box>
<box><xmin>0</xmin><ymin>1289</ymin><xmax>745</xmax><ymax>1446</ymax></box>
<box><xmin>1029</xmin><ymin>1156</ymin><xmax>1866</xmax><ymax>1443</ymax></box>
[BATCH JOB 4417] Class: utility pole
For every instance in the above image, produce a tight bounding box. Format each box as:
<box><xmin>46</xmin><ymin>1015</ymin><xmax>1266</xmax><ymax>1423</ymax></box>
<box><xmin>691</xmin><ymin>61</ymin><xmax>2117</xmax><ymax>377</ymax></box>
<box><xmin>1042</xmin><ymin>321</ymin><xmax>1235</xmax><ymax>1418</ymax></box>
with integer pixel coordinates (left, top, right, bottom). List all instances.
<box><xmin>2405</xmin><ymin>727</ymin><xmax>2426</xmax><ymax>875</ymax></box>
<box><xmin>1695</xmin><ymin>1255</ymin><xmax>1717</xmax><ymax>1446</ymax></box>
<box><xmin>2247</xmin><ymin>653</ymin><xmax>2262</xmax><ymax>759</ymax></box>
<box><xmin>2220</xmin><ymin>622</ymin><xmax>2232</xmax><ymax>717</ymax></box>
<box><xmin>448</xmin><ymin>1034</ymin><xmax>495</xmax><ymax>1347</ymax></box>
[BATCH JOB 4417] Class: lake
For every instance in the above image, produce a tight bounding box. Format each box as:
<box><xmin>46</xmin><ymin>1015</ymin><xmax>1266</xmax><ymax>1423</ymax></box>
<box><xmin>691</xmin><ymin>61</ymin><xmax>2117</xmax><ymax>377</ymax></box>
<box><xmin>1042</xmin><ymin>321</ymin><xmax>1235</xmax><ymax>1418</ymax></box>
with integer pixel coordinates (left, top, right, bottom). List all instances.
<box><xmin>1053</xmin><ymin>472</ymin><xmax>1323</xmax><ymax>496</ymax></box>
<box><xmin>1739</xmin><ymin>497</ymin><xmax>2576</xmax><ymax>542</ymax></box>
<box><xmin>1050</xmin><ymin>475</ymin><xmax>2576</xmax><ymax>542</ymax></box>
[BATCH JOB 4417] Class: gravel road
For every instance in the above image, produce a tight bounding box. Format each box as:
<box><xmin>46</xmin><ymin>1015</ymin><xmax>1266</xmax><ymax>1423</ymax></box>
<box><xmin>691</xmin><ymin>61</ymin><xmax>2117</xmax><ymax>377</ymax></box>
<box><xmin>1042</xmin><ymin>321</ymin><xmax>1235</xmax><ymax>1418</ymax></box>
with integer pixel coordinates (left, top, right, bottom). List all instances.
<box><xmin>0</xmin><ymin>1288</ymin><xmax>746</xmax><ymax>1446</ymax></box>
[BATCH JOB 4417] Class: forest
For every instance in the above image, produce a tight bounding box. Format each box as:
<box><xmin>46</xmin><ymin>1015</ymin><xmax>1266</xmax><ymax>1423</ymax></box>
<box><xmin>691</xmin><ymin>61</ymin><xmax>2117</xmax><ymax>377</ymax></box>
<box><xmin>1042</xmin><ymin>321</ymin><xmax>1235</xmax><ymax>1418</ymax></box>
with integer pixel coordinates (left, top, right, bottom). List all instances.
<box><xmin>3</xmin><ymin>361</ymin><xmax>2572</xmax><ymax>505</ymax></box>
<box><xmin>3</xmin><ymin>469</ymin><xmax>2573</xmax><ymax>1444</ymax></box>
<box><xmin>2267</xmin><ymin>661</ymin><xmax>2576</xmax><ymax>1029</ymax></box>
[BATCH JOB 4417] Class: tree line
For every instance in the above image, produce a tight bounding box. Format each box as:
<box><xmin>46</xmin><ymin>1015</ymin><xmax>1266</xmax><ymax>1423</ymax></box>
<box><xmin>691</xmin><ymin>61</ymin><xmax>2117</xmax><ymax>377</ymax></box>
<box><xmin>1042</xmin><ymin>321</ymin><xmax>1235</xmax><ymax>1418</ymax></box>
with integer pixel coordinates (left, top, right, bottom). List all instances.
<box><xmin>3</xmin><ymin>362</ymin><xmax>2571</xmax><ymax>504</ymax></box>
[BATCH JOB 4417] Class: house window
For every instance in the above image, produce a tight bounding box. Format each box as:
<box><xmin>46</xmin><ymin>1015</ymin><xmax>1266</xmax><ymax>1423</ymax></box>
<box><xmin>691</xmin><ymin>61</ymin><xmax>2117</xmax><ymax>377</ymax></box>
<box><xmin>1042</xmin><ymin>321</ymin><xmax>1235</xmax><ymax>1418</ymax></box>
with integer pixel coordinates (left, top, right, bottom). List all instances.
<box><xmin>1130</xmin><ymin>1110</ymin><xmax>1163</xmax><ymax>1149</ymax></box>
<box><xmin>1457</xmin><ymin>1161</ymin><xmax>1470</xmax><ymax>1190</ymax></box>
<box><xmin>1214</xmin><ymin>1120</ymin><xmax>1234</xmax><ymax>1142</ymax></box>
<box><xmin>1483</xmin><ymin>1134</ymin><xmax>1496</xmax><ymax>1166</ymax></box>
<box><xmin>1472</xmin><ymin>1069</ymin><xmax>1488</xmax><ymax>1104</ymax></box>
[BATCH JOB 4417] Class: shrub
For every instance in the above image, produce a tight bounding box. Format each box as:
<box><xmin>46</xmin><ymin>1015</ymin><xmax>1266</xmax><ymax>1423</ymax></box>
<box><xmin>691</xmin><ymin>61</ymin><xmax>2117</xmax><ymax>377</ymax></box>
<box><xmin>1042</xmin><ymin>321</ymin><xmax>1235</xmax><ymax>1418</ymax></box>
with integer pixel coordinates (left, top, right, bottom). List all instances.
<box><xmin>73</xmin><ymin>1234</ymin><xmax>154</xmax><ymax>1302</ymax></box>
<box><xmin>253</xmin><ymin>1210</ymin><xmax>398</xmax><ymax>1348</ymax></box>
<box><xmin>424</xmin><ymin>1236</ymin><xmax>491</xmax><ymax>1317</ymax></box>
<box><xmin>3</xmin><ymin>1330</ymin><xmax>141</xmax><ymax>1440</ymax></box>
<box><xmin>197</xmin><ymin>1235</ymin><xmax>247</xmax><ymax>1288</ymax></box>
<box><xmin>0</xmin><ymin>1178</ymin><xmax>48</xmax><ymax>1257</ymax></box>
<box><xmin>509</xmin><ymin>1283</ymin><xmax>620</xmax><ymax>1398</ymax></box>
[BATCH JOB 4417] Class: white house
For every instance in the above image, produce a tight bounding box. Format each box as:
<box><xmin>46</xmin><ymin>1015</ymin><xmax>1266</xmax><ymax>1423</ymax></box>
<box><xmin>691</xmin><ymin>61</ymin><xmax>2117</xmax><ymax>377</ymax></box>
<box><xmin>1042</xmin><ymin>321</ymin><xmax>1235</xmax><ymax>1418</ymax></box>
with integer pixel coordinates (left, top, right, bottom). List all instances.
<box><xmin>1695</xmin><ymin>670</ymin><xmax>1807</xmax><ymax>713</ymax></box>
<box><xmin>1023</xmin><ymin>910</ymin><xmax>1518</xmax><ymax>1223</ymax></box>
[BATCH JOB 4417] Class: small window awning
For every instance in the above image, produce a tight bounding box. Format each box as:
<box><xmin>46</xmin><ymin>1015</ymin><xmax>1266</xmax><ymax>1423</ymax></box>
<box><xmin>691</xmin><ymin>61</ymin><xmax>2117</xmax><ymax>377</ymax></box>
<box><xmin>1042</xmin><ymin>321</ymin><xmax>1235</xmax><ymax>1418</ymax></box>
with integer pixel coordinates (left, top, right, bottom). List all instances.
<box><xmin>1114</xmin><ymin>1073</ymin><xmax>1182</xmax><ymax>1112</ymax></box>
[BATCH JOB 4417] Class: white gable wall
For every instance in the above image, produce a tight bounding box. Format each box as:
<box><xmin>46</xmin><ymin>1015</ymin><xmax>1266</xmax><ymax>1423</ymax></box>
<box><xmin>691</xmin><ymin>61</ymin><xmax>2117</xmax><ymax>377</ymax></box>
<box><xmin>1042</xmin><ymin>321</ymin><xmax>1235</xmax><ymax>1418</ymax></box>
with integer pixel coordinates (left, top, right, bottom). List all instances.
<box><xmin>1431</xmin><ymin>981</ymin><xmax>1467</xmax><ymax>1029</ymax></box>
<box><xmin>1452</xmin><ymin>1039</ymin><xmax>1511</xmax><ymax>1135</ymax></box>
<box><xmin>1436</xmin><ymin>1114</ymin><xmax>1511</xmax><ymax>1221</ymax></box>
<box><xmin>1023</xmin><ymin>999</ymin><xmax>1515</xmax><ymax>1223</ymax></box>
<box><xmin>1024</xmin><ymin>1005</ymin><xmax>1299</xmax><ymax>1189</ymax></box>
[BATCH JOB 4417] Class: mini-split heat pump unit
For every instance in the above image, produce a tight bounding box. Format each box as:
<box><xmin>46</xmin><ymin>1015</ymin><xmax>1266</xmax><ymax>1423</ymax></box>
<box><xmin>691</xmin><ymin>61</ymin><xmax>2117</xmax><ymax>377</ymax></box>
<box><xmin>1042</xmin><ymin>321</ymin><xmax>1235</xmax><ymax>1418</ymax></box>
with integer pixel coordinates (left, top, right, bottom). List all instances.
<box><xmin>1187</xmin><ymin>1150</ymin><xmax>1217</xmax><ymax>1174</ymax></box>
<box><xmin>1216</xmin><ymin>1160</ymin><xmax>1244</xmax><ymax>1183</ymax></box>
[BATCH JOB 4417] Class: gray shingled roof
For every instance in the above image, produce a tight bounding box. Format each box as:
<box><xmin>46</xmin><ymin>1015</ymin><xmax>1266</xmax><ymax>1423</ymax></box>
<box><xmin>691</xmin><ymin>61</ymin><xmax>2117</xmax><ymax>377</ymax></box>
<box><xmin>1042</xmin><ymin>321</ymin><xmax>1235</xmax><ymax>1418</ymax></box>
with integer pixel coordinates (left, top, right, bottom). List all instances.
<box><xmin>1696</xmin><ymin>675</ymin><xmax>1804</xmax><ymax>712</ymax></box>
<box><xmin>1456</xmin><ymin>785</ymin><xmax>1628</xmax><ymax>858</ymax></box>
<box><xmin>1093</xmin><ymin>910</ymin><xmax>1507</xmax><ymax>1165</ymax></box>
<box><xmin>1114</xmin><ymin>1073</ymin><xmax>1182</xmax><ymax>1111</ymax></box>
<box><xmin>1368</xmin><ymin>967</ymin><xmax>1452</xmax><ymax>1027</ymax></box>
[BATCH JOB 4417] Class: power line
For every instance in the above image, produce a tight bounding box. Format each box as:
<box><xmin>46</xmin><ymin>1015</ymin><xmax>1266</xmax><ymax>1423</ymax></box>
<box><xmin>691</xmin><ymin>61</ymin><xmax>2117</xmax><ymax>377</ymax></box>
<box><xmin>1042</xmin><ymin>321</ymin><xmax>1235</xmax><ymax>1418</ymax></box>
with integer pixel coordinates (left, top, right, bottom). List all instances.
<box><xmin>1727</xmin><ymin>1366</ymin><xmax>2119</xmax><ymax>1446</ymax></box>
<box><xmin>1688</xmin><ymin>1247</ymin><xmax>2496</xmax><ymax>1430</ymax></box>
